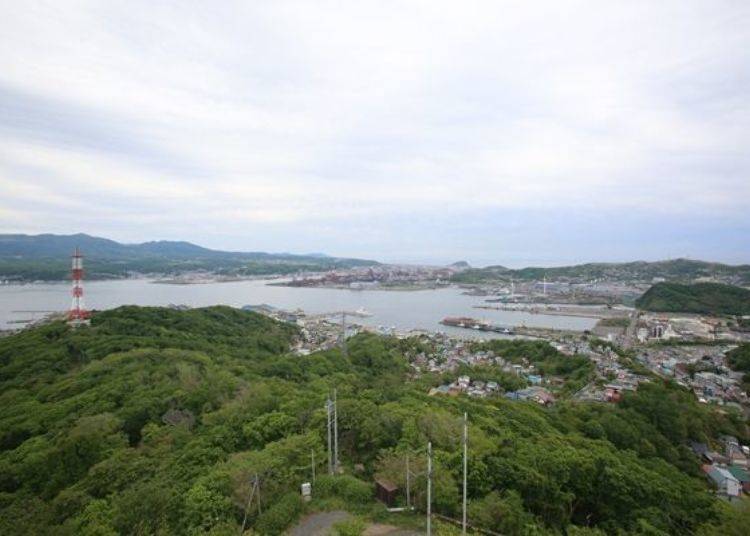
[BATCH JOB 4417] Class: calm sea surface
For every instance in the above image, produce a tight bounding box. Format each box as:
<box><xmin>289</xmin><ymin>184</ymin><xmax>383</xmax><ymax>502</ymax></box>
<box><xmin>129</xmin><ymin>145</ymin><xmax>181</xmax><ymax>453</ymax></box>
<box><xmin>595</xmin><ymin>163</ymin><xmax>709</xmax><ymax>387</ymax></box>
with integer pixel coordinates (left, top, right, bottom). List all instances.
<box><xmin>0</xmin><ymin>279</ymin><xmax>596</xmax><ymax>335</ymax></box>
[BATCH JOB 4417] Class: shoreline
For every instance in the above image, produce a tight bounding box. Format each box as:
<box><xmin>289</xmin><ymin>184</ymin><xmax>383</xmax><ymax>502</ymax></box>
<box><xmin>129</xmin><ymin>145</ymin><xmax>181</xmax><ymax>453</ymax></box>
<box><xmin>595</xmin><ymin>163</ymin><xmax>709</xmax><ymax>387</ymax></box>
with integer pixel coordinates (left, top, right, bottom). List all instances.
<box><xmin>268</xmin><ymin>281</ymin><xmax>449</xmax><ymax>292</ymax></box>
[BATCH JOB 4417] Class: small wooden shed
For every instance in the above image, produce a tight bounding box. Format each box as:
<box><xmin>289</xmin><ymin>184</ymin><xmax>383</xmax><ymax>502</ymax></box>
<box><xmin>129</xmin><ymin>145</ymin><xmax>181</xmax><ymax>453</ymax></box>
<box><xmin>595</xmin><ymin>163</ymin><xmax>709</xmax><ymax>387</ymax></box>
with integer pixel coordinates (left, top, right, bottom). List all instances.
<box><xmin>375</xmin><ymin>479</ymin><xmax>398</xmax><ymax>506</ymax></box>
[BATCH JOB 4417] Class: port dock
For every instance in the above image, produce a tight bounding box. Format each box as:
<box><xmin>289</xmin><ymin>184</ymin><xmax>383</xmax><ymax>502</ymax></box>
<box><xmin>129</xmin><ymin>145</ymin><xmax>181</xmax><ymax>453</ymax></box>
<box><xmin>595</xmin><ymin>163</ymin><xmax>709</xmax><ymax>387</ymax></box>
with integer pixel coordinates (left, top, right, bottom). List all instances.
<box><xmin>440</xmin><ymin>316</ymin><xmax>515</xmax><ymax>335</ymax></box>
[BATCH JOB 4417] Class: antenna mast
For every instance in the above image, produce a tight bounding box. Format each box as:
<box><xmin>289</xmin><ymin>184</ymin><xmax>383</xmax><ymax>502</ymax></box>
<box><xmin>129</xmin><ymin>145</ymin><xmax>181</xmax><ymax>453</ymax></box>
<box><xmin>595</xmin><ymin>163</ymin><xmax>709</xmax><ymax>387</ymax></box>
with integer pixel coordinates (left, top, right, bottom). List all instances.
<box><xmin>68</xmin><ymin>247</ymin><xmax>89</xmax><ymax>327</ymax></box>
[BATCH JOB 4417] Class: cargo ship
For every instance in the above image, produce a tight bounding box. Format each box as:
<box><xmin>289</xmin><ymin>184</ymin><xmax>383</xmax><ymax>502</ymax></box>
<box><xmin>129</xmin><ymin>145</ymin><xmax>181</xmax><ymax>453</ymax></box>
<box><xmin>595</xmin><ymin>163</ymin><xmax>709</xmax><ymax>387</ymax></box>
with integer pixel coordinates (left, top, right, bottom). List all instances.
<box><xmin>440</xmin><ymin>317</ymin><xmax>514</xmax><ymax>335</ymax></box>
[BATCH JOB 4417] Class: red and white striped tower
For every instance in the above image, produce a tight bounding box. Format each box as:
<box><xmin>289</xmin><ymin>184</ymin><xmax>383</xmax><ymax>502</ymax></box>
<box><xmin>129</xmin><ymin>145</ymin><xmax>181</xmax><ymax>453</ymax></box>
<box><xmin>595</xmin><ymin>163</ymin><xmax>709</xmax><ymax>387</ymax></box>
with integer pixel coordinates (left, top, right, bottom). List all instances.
<box><xmin>69</xmin><ymin>247</ymin><xmax>90</xmax><ymax>326</ymax></box>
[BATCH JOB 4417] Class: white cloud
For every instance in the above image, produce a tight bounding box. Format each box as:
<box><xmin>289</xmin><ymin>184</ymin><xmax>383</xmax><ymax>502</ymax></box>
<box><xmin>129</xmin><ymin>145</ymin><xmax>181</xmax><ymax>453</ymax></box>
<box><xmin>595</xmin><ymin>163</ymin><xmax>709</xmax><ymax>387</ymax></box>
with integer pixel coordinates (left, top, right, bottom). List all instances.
<box><xmin>0</xmin><ymin>0</ymin><xmax>748</xmax><ymax>261</ymax></box>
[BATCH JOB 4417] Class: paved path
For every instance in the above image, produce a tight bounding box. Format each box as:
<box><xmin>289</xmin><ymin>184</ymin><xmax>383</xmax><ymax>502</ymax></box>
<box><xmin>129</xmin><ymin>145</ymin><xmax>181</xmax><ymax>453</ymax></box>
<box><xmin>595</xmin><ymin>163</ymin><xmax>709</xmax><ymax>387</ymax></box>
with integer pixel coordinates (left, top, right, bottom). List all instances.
<box><xmin>289</xmin><ymin>510</ymin><xmax>351</xmax><ymax>536</ymax></box>
<box><xmin>364</xmin><ymin>524</ymin><xmax>421</xmax><ymax>536</ymax></box>
<box><xmin>289</xmin><ymin>511</ymin><xmax>422</xmax><ymax>536</ymax></box>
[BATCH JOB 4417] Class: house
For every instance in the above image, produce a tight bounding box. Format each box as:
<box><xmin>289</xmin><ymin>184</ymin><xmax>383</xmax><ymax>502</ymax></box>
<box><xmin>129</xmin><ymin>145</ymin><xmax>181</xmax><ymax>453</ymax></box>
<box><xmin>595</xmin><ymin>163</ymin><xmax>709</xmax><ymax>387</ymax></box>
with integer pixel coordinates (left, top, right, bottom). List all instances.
<box><xmin>690</xmin><ymin>441</ymin><xmax>709</xmax><ymax>458</ymax></box>
<box><xmin>720</xmin><ymin>435</ymin><xmax>748</xmax><ymax>467</ymax></box>
<box><xmin>428</xmin><ymin>385</ymin><xmax>451</xmax><ymax>396</ymax></box>
<box><xmin>726</xmin><ymin>465</ymin><xmax>750</xmax><ymax>494</ymax></box>
<box><xmin>510</xmin><ymin>386</ymin><xmax>555</xmax><ymax>406</ymax></box>
<box><xmin>604</xmin><ymin>387</ymin><xmax>622</xmax><ymax>403</ymax></box>
<box><xmin>527</xmin><ymin>374</ymin><xmax>543</xmax><ymax>385</ymax></box>
<box><xmin>721</xmin><ymin>435</ymin><xmax>740</xmax><ymax>451</ymax></box>
<box><xmin>703</xmin><ymin>451</ymin><xmax>730</xmax><ymax>465</ymax></box>
<box><xmin>728</xmin><ymin>449</ymin><xmax>748</xmax><ymax>468</ymax></box>
<box><xmin>533</xmin><ymin>390</ymin><xmax>555</xmax><ymax>406</ymax></box>
<box><xmin>703</xmin><ymin>465</ymin><xmax>741</xmax><ymax>498</ymax></box>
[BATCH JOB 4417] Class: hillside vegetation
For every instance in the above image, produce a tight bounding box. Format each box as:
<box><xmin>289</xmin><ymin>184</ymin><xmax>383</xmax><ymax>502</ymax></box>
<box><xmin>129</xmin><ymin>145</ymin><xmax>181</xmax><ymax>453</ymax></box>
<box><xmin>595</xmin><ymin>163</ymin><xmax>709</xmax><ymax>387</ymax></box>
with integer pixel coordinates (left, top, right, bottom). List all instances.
<box><xmin>0</xmin><ymin>307</ymin><xmax>747</xmax><ymax>535</ymax></box>
<box><xmin>0</xmin><ymin>234</ymin><xmax>377</xmax><ymax>281</ymax></box>
<box><xmin>636</xmin><ymin>282</ymin><xmax>750</xmax><ymax>315</ymax></box>
<box><xmin>452</xmin><ymin>259</ymin><xmax>750</xmax><ymax>285</ymax></box>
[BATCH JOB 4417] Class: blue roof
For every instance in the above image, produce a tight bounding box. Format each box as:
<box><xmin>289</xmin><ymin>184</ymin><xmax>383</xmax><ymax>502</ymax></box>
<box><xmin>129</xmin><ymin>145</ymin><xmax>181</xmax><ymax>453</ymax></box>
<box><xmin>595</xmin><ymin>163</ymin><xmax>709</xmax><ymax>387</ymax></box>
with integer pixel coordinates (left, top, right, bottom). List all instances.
<box><xmin>727</xmin><ymin>465</ymin><xmax>750</xmax><ymax>482</ymax></box>
<box><xmin>707</xmin><ymin>466</ymin><xmax>738</xmax><ymax>485</ymax></box>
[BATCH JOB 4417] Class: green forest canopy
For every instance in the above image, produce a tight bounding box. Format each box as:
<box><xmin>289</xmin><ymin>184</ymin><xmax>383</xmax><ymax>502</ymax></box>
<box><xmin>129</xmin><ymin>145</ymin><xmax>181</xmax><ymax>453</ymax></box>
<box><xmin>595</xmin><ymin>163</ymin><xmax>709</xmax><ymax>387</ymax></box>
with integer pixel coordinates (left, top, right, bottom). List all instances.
<box><xmin>635</xmin><ymin>282</ymin><xmax>750</xmax><ymax>316</ymax></box>
<box><xmin>0</xmin><ymin>306</ymin><xmax>747</xmax><ymax>535</ymax></box>
<box><xmin>451</xmin><ymin>259</ymin><xmax>750</xmax><ymax>285</ymax></box>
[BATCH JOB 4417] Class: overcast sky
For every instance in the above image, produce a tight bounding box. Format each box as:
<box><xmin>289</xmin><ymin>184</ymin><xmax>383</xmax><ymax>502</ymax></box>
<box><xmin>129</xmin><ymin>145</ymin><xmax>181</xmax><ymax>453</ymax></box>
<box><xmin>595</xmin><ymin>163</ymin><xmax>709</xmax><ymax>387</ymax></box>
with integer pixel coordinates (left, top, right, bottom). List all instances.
<box><xmin>1</xmin><ymin>1</ymin><xmax>748</xmax><ymax>267</ymax></box>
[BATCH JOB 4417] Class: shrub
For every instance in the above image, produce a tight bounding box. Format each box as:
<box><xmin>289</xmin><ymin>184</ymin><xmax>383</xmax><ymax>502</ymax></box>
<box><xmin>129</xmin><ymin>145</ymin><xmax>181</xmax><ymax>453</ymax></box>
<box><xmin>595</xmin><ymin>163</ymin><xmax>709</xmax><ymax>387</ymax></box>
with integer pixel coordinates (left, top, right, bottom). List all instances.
<box><xmin>333</xmin><ymin>516</ymin><xmax>367</xmax><ymax>536</ymax></box>
<box><xmin>314</xmin><ymin>475</ymin><xmax>372</xmax><ymax>505</ymax></box>
<box><xmin>254</xmin><ymin>492</ymin><xmax>302</xmax><ymax>535</ymax></box>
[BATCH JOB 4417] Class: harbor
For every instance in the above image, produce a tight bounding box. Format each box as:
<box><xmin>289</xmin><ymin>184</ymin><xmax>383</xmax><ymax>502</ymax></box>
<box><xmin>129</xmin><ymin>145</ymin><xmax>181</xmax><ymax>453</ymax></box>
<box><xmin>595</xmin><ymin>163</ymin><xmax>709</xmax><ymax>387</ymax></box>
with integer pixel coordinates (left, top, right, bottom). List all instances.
<box><xmin>0</xmin><ymin>278</ymin><xmax>598</xmax><ymax>334</ymax></box>
<box><xmin>473</xmin><ymin>303</ymin><xmax>632</xmax><ymax>320</ymax></box>
<box><xmin>440</xmin><ymin>316</ymin><xmax>515</xmax><ymax>334</ymax></box>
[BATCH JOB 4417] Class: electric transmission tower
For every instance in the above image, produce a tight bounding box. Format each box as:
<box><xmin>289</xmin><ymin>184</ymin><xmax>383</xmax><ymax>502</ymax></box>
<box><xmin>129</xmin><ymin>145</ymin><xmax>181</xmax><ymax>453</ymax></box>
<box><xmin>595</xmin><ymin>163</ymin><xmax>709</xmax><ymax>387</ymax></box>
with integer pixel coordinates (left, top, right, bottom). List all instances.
<box><xmin>68</xmin><ymin>247</ymin><xmax>90</xmax><ymax>327</ymax></box>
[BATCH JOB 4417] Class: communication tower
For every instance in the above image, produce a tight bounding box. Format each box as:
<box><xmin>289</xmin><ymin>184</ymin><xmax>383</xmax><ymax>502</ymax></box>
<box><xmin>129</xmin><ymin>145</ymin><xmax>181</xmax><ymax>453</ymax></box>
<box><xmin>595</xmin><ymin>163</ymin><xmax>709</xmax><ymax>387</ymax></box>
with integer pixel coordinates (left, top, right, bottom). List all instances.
<box><xmin>68</xmin><ymin>247</ymin><xmax>90</xmax><ymax>327</ymax></box>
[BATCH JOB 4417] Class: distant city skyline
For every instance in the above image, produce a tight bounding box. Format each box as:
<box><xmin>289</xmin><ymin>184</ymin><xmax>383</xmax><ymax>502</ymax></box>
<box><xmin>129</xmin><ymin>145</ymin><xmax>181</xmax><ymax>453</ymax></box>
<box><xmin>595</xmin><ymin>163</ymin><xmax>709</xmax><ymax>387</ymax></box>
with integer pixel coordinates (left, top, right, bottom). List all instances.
<box><xmin>1</xmin><ymin>2</ymin><xmax>749</xmax><ymax>266</ymax></box>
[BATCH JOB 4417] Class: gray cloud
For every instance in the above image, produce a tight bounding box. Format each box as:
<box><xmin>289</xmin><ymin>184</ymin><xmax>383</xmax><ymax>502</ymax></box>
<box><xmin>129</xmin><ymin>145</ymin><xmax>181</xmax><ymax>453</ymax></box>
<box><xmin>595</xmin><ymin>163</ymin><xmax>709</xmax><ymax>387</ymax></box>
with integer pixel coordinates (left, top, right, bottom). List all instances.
<box><xmin>0</xmin><ymin>1</ymin><xmax>748</xmax><ymax>265</ymax></box>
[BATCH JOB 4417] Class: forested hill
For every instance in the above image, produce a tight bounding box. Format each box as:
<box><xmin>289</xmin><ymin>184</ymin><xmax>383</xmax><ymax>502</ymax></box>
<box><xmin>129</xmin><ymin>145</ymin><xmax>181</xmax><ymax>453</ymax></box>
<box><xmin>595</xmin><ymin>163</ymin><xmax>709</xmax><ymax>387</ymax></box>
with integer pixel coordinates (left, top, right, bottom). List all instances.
<box><xmin>636</xmin><ymin>282</ymin><xmax>750</xmax><ymax>316</ymax></box>
<box><xmin>1</xmin><ymin>306</ymin><xmax>748</xmax><ymax>535</ymax></box>
<box><xmin>0</xmin><ymin>233</ymin><xmax>378</xmax><ymax>280</ymax></box>
<box><xmin>452</xmin><ymin>258</ymin><xmax>750</xmax><ymax>285</ymax></box>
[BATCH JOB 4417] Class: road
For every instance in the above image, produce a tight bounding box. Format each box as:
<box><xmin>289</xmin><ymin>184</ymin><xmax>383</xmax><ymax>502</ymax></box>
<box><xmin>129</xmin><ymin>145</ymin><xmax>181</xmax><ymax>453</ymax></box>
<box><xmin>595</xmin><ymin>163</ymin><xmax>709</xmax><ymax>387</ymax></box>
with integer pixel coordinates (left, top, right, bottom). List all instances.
<box><xmin>623</xmin><ymin>310</ymin><xmax>640</xmax><ymax>348</ymax></box>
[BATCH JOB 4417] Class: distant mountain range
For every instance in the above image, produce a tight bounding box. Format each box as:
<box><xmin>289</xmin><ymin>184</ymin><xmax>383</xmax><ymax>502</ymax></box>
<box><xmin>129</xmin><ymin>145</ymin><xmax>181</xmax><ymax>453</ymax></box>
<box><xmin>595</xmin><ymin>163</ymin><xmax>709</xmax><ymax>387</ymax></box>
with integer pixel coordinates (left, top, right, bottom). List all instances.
<box><xmin>0</xmin><ymin>234</ymin><xmax>377</xmax><ymax>281</ymax></box>
<box><xmin>451</xmin><ymin>258</ymin><xmax>750</xmax><ymax>285</ymax></box>
<box><xmin>3</xmin><ymin>234</ymin><xmax>749</xmax><ymax>286</ymax></box>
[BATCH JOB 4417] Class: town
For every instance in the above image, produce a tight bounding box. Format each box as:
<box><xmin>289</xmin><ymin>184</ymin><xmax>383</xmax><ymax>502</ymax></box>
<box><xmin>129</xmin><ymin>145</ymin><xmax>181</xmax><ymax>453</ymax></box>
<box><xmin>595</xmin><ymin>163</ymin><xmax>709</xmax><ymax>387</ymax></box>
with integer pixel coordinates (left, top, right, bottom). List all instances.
<box><xmin>245</xmin><ymin>297</ymin><xmax>750</xmax><ymax>503</ymax></box>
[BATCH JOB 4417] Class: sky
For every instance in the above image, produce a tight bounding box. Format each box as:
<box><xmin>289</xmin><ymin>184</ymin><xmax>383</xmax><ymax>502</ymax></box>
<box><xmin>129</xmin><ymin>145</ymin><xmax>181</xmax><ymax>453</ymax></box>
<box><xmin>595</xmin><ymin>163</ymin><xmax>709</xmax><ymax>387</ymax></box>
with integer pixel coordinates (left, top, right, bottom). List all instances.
<box><xmin>0</xmin><ymin>1</ymin><xmax>749</xmax><ymax>267</ymax></box>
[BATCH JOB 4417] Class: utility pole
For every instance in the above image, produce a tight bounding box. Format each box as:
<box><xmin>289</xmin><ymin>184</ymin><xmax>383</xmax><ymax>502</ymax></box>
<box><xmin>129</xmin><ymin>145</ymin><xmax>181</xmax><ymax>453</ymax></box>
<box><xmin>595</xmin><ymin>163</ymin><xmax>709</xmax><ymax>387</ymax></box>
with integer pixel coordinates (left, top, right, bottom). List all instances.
<box><xmin>240</xmin><ymin>476</ymin><xmax>258</xmax><ymax>534</ymax></box>
<box><xmin>341</xmin><ymin>312</ymin><xmax>347</xmax><ymax>358</ymax></box>
<box><xmin>311</xmin><ymin>449</ymin><xmax>316</xmax><ymax>483</ymax></box>
<box><xmin>333</xmin><ymin>389</ymin><xmax>339</xmax><ymax>473</ymax></box>
<box><xmin>405</xmin><ymin>454</ymin><xmax>411</xmax><ymax>509</ymax></box>
<box><xmin>427</xmin><ymin>442</ymin><xmax>432</xmax><ymax>536</ymax></box>
<box><xmin>462</xmin><ymin>412</ymin><xmax>468</xmax><ymax>535</ymax></box>
<box><xmin>326</xmin><ymin>398</ymin><xmax>333</xmax><ymax>475</ymax></box>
